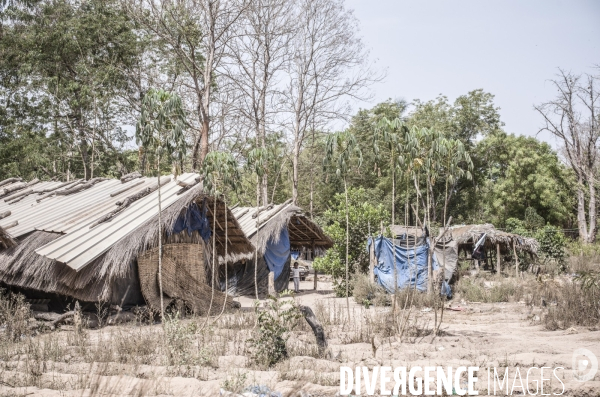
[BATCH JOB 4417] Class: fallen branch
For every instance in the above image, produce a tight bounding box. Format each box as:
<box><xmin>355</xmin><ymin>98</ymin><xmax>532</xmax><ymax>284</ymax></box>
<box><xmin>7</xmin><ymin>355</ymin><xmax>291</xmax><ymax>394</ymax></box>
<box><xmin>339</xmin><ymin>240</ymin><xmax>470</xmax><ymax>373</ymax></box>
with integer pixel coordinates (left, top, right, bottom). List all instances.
<box><xmin>4</xmin><ymin>189</ymin><xmax>33</xmax><ymax>203</ymax></box>
<box><xmin>1</xmin><ymin>182</ymin><xmax>27</xmax><ymax>198</ymax></box>
<box><xmin>110</xmin><ymin>179</ymin><xmax>145</xmax><ymax>197</ymax></box>
<box><xmin>37</xmin><ymin>180</ymin><xmax>81</xmax><ymax>194</ymax></box>
<box><xmin>33</xmin><ymin>312</ymin><xmax>62</xmax><ymax>322</ymax></box>
<box><xmin>51</xmin><ymin>311</ymin><xmax>75</xmax><ymax>327</ymax></box>
<box><xmin>0</xmin><ymin>177</ymin><xmax>22</xmax><ymax>188</ymax></box>
<box><xmin>299</xmin><ymin>305</ymin><xmax>328</xmax><ymax>355</ymax></box>
<box><xmin>120</xmin><ymin>171</ymin><xmax>142</xmax><ymax>183</ymax></box>
<box><xmin>176</xmin><ymin>176</ymin><xmax>202</xmax><ymax>195</ymax></box>
<box><xmin>55</xmin><ymin>177</ymin><xmax>107</xmax><ymax>196</ymax></box>
<box><xmin>37</xmin><ymin>180</ymin><xmax>84</xmax><ymax>202</ymax></box>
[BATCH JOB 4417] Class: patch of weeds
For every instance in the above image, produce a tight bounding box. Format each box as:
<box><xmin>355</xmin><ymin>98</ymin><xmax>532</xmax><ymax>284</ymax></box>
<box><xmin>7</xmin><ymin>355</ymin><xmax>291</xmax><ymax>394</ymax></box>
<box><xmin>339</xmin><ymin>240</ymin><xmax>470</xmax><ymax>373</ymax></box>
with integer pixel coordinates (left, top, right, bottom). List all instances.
<box><xmin>0</xmin><ymin>289</ymin><xmax>31</xmax><ymax>342</ymax></box>
<box><xmin>163</xmin><ymin>313</ymin><xmax>198</xmax><ymax>366</ymax></box>
<box><xmin>221</xmin><ymin>370</ymin><xmax>248</xmax><ymax>394</ymax></box>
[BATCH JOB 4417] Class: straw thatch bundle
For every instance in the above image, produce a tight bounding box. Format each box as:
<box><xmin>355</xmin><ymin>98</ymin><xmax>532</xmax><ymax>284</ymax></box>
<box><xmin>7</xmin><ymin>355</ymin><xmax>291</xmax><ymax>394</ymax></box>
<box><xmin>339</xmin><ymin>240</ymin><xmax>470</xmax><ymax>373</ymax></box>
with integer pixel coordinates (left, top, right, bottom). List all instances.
<box><xmin>450</xmin><ymin>224</ymin><xmax>539</xmax><ymax>255</ymax></box>
<box><xmin>0</xmin><ymin>225</ymin><xmax>16</xmax><ymax>250</ymax></box>
<box><xmin>249</xmin><ymin>205</ymin><xmax>333</xmax><ymax>256</ymax></box>
<box><xmin>0</xmin><ymin>230</ymin><xmax>117</xmax><ymax>303</ymax></box>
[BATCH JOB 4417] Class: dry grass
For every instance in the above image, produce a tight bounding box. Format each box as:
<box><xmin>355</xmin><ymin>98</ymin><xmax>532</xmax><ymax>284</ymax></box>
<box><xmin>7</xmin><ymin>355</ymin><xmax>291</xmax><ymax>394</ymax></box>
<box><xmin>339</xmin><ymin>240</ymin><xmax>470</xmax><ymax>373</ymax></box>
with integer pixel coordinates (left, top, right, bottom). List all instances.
<box><xmin>1</xmin><ymin>258</ymin><xmax>599</xmax><ymax>395</ymax></box>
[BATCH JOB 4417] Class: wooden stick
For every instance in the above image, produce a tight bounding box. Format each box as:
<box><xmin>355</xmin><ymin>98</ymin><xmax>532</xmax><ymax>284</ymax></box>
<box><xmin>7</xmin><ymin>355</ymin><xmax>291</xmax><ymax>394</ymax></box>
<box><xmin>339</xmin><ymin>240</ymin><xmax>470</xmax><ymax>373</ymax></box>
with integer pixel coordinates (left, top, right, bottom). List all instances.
<box><xmin>0</xmin><ymin>211</ymin><xmax>11</xmax><ymax>220</ymax></box>
<box><xmin>299</xmin><ymin>305</ymin><xmax>327</xmax><ymax>355</ymax></box>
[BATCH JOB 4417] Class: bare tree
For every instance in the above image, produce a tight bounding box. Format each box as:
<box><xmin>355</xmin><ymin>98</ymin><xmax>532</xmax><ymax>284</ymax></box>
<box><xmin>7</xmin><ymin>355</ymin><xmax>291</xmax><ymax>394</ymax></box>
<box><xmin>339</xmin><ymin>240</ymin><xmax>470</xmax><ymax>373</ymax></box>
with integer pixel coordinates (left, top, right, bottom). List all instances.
<box><xmin>536</xmin><ymin>69</ymin><xmax>600</xmax><ymax>243</ymax></box>
<box><xmin>226</xmin><ymin>0</ymin><xmax>294</xmax><ymax>206</ymax></box>
<box><xmin>125</xmin><ymin>0</ymin><xmax>247</xmax><ymax>170</ymax></box>
<box><xmin>283</xmin><ymin>0</ymin><xmax>379</xmax><ymax>204</ymax></box>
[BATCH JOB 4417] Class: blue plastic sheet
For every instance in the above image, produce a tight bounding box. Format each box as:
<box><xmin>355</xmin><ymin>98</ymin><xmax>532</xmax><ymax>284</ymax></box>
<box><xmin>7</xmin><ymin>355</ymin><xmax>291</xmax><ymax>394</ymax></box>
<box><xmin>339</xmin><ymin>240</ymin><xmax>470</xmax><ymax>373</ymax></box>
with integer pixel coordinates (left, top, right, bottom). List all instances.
<box><xmin>264</xmin><ymin>227</ymin><xmax>290</xmax><ymax>279</ymax></box>
<box><xmin>368</xmin><ymin>236</ymin><xmax>451</xmax><ymax>297</ymax></box>
<box><xmin>171</xmin><ymin>200</ymin><xmax>212</xmax><ymax>241</ymax></box>
<box><xmin>291</xmin><ymin>251</ymin><xmax>300</xmax><ymax>260</ymax></box>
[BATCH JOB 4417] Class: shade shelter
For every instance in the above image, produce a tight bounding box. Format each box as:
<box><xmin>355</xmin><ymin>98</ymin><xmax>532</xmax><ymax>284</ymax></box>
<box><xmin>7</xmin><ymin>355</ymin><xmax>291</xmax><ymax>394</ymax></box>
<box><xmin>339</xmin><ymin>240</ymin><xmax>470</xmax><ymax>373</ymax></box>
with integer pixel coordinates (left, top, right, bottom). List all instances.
<box><xmin>224</xmin><ymin>200</ymin><xmax>334</xmax><ymax>296</ymax></box>
<box><xmin>0</xmin><ymin>174</ymin><xmax>254</xmax><ymax>314</ymax></box>
<box><xmin>449</xmin><ymin>224</ymin><xmax>538</xmax><ymax>273</ymax></box>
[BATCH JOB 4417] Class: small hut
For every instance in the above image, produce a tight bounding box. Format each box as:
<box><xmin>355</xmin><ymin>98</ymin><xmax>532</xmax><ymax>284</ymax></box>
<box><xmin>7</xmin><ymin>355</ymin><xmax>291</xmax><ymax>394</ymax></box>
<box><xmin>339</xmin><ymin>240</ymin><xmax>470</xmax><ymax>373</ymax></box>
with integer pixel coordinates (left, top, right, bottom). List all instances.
<box><xmin>449</xmin><ymin>224</ymin><xmax>539</xmax><ymax>272</ymax></box>
<box><xmin>368</xmin><ymin>225</ymin><xmax>454</xmax><ymax>296</ymax></box>
<box><xmin>0</xmin><ymin>174</ymin><xmax>254</xmax><ymax>314</ymax></box>
<box><xmin>224</xmin><ymin>200</ymin><xmax>334</xmax><ymax>295</ymax></box>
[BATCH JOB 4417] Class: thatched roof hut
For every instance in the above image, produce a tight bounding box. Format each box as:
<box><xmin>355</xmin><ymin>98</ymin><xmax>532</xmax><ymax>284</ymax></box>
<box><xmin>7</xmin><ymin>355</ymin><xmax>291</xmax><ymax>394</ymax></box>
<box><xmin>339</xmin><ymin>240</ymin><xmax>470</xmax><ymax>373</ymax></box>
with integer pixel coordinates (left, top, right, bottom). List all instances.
<box><xmin>221</xmin><ymin>201</ymin><xmax>333</xmax><ymax>295</ymax></box>
<box><xmin>0</xmin><ymin>174</ymin><xmax>254</xmax><ymax>312</ymax></box>
<box><xmin>232</xmin><ymin>200</ymin><xmax>333</xmax><ymax>255</ymax></box>
<box><xmin>449</xmin><ymin>224</ymin><xmax>539</xmax><ymax>256</ymax></box>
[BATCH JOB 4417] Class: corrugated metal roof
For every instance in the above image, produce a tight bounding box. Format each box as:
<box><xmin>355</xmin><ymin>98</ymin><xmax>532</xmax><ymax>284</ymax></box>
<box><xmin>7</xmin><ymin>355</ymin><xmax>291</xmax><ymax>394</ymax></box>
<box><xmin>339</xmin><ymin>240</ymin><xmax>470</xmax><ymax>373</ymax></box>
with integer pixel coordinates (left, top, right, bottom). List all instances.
<box><xmin>231</xmin><ymin>202</ymin><xmax>292</xmax><ymax>239</ymax></box>
<box><xmin>0</xmin><ymin>173</ymin><xmax>200</xmax><ymax>271</ymax></box>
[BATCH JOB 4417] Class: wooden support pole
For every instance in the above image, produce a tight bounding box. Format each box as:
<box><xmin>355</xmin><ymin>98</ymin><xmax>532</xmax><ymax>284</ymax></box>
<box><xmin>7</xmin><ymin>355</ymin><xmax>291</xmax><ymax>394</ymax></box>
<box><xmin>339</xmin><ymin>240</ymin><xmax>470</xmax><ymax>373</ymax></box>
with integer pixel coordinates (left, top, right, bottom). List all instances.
<box><xmin>312</xmin><ymin>240</ymin><xmax>318</xmax><ymax>291</ymax></box>
<box><xmin>268</xmin><ymin>271</ymin><xmax>276</xmax><ymax>297</ymax></box>
<box><xmin>369</xmin><ymin>238</ymin><xmax>376</xmax><ymax>283</ymax></box>
<box><xmin>496</xmin><ymin>243</ymin><xmax>501</xmax><ymax>273</ymax></box>
<box><xmin>513</xmin><ymin>240</ymin><xmax>519</xmax><ymax>278</ymax></box>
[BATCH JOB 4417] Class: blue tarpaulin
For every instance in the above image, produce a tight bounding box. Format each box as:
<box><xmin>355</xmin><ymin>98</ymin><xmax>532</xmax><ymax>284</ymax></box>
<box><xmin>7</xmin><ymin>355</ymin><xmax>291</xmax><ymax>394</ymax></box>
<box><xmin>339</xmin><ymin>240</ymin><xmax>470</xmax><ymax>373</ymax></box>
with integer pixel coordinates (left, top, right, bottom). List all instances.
<box><xmin>171</xmin><ymin>200</ymin><xmax>212</xmax><ymax>242</ymax></box>
<box><xmin>264</xmin><ymin>227</ymin><xmax>291</xmax><ymax>279</ymax></box>
<box><xmin>291</xmin><ymin>251</ymin><xmax>300</xmax><ymax>260</ymax></box>
<box><xmin>368</xmin><ymin>235</ymin><xmax>451</xmax><ymax>297</ymax></box>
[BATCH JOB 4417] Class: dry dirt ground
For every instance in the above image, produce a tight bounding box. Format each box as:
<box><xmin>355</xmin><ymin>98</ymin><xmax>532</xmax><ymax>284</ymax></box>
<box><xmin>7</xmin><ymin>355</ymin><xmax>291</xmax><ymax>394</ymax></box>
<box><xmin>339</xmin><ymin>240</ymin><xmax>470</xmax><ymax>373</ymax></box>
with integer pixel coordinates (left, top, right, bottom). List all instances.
<box><xmin>1</xmin><ymin>279</ymin><xmax>599</xmax><ymax>397</ymax></box>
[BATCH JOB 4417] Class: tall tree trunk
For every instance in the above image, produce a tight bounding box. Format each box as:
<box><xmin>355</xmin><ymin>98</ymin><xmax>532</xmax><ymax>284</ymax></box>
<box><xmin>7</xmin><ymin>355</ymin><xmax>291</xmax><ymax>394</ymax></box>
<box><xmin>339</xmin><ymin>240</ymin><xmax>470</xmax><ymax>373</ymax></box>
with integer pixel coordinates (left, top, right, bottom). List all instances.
<box><xmin>577</xmin><ymin>177</ymin><xmax>589</xmax><ymax>242</ymax></box>
<box><xmin>588</xmin><ymin>176</ymin><xmax>596</xmax><ymax>243</ymax></box>
<box><xmin>292</xmin><ymin>135</ymin><xmax>301</xmax><ymax>205</ymax></box>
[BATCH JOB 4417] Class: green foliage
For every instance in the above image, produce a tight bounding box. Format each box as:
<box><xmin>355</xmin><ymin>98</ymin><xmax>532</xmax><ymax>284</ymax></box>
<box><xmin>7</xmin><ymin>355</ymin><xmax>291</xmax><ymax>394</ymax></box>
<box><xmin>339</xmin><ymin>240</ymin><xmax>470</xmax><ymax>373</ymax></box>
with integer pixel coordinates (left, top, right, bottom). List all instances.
<box><xmin>505</xmin><ymin>212</ymin><xmax>567</xmax><ymax>269</ymax></box>
<box><xmin>536</xmin><ymin>225</ymin><xmax>567</xmax><ymax>268</ymax></box>
<box><xmin>201</xmin><ymin>151</ymin><xmax>240</xmax><ymax>195</ymax></box>
<box><xmin>0</xmin><ymin>0</ymin><xmax>141</xmax><ymax>180</ymax></box>
<box><xmin>247</xmin><ymin>295</ymin><xmax>302</xmax><ymax>368</ymax></box>
<box><xmin>313</xmin><ymin>187</ymin><xmax>389</xmax><ymax>295</ymax></box>
<box><xmin>136</xmin><ymin>88</ymin><xmax>187</xmax><ymax>172</ymax></box>
<box><xmin>477</xmin><ymin>131</ymin><xmax>574</xmax><ymax>226</ymax></box>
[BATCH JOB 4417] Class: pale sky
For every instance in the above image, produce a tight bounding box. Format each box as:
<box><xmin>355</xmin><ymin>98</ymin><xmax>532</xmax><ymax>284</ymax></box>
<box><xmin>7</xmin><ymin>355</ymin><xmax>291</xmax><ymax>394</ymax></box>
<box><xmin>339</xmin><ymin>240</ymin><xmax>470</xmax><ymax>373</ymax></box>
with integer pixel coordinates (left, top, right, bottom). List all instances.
<box><xmin>345</xmin><ymin>0</ymin><xmax>600</xmax><ymax>144</ymax></box>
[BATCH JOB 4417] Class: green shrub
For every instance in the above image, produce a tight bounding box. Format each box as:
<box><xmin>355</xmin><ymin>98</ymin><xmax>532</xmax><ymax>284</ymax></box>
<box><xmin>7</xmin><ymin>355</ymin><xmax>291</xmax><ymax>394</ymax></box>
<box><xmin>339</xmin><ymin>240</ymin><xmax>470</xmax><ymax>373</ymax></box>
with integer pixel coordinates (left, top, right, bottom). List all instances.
<box><xmin>247</xmin><ymin>295</ymin><xmax>301</xmax><ymax>367</ymax></box>
<box><xmin>536</xmin><ymin>225</ymin><xmax>567</xmax><ymax>270</ymax></box>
